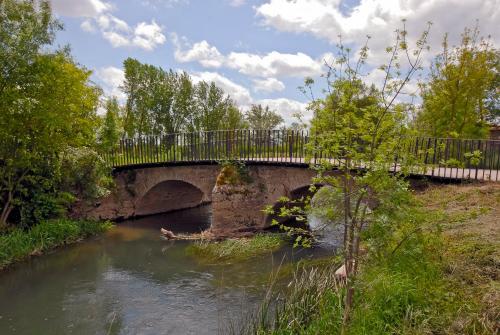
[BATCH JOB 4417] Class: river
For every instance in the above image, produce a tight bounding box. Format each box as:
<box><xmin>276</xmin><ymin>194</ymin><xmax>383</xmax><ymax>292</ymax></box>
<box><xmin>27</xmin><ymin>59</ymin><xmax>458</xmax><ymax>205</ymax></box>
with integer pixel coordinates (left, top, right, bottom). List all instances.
<box><xmin>0</xmin><ymin>206</ymin><xmax>328</xmax><ymax>335</ymax></box>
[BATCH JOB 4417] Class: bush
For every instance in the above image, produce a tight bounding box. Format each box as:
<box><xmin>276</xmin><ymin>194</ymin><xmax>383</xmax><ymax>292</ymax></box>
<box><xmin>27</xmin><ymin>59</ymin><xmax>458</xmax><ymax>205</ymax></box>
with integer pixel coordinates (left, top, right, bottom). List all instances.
<box><xmin>60</xmin><ymin>146</ymin><xmax>114</xmax><ymax>200</ymax></box>
<box><xmin>2</xmin><ymin>147</ymin><xmax>112</xmax><ymax>228</ymax></box>
<box><xmin>216</xmin><ymin>160</ymin><xmax>252</xmax><ymax>186</ymax></box>
<box><xmin>244</xmin><ymin>184</ymin><xmax>500</xmax><ymax>335</ymax></box>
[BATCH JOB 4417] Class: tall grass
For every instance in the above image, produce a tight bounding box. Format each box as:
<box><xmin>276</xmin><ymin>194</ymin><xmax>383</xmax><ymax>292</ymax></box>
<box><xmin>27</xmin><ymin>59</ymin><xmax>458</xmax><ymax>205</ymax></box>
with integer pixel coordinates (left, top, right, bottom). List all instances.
<box><xmin>0</xmin><ymin>219</ymin><xmax>112</xmax><ymax>269</ymax></box>
<box><xmin>186</xmin><ymin>233</ymin><xmax>284</xmax><ymax>262</ymax></box>
<box><xmin>228</xmin><ymin>264</ymin><xmax>344</xmax><ymax>335</ymax></box>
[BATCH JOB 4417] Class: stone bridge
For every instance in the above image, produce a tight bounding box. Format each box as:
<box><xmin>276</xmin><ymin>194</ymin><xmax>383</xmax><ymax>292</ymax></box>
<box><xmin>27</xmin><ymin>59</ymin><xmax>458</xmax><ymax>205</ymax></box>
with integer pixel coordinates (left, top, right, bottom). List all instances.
<box><xmin>85</xmin><ymin>162</ymin><xmax>320</xmax><ymax>236</ymax></box>
<box><xmin>88</xmin><ymin>130</ymin><xmax>500</xmax><ymax>235</ymax></box>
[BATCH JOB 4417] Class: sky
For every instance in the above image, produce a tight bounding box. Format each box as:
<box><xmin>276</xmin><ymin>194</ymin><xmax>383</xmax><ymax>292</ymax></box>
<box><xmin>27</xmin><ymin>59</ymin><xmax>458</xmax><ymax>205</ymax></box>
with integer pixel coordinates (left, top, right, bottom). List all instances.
<box><xmin>50</xmin><ymin>0</ymin><xmax>499</xmax><ymax>123</ymax></box>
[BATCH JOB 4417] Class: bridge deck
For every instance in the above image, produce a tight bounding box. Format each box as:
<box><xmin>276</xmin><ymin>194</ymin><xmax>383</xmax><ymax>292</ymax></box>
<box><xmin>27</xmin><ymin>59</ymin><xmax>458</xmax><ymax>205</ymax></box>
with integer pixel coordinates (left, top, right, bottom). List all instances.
<box><xmin>103</xmin><ymin>131</ymin><xmax>500</xmax><ymax>182</ymax></box>
<box><xmin>110</xmin><ymin>157</ymin><xmax>499</xmax><ymax>182</ymax></box>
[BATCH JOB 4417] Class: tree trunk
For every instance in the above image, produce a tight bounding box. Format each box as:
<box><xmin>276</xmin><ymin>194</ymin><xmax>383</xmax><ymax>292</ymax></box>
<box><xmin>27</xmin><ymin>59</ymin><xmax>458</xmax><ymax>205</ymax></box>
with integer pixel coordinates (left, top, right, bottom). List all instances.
<box><xmin>342</xmin><ymin>167</ymin><xmax>355</xmax><ymax>331</ymax></box>
<box><xmin>0</xmin><ymin>198</ymin><xmax>13</xmax><ymax>227</ymax></box>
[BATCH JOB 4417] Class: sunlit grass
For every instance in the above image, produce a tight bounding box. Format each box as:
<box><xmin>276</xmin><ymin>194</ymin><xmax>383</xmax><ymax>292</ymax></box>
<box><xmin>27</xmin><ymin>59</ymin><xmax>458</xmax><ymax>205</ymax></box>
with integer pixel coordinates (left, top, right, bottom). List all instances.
<box><xmin>0</xmin><ymin>219</ymin><xmax>113</xmax><ymax>269</ymax></box>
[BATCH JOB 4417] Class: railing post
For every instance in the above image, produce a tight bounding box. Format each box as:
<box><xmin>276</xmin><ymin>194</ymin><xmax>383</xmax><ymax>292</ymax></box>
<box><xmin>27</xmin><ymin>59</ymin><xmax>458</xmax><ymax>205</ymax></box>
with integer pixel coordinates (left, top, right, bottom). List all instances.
<box><xmin>226</xmin><ymin>130</ymin><xmax>231</xmax><ymax>159</ymax></box>
<box><xmin>431</xmin><ymin>138</ymin><xmax>437</xmax><ymax>177</ymax></box>
<box><xmin>475</xmin><ymin>140</ymin><xmax>481</xmax><ymax>180</ymax></box>
<box><xmin>173</xmin><ymin>134</ymin><xmax>177</xmax><ymax>162</ymax></box>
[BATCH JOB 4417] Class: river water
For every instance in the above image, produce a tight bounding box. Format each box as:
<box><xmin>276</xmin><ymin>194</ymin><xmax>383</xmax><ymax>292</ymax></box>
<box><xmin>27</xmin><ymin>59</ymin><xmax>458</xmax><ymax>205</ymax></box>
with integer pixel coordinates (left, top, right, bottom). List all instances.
<box><xmin>0</xmin><ymin>206</ymin><xmax>328</xmax><ymax>335</ymax></box>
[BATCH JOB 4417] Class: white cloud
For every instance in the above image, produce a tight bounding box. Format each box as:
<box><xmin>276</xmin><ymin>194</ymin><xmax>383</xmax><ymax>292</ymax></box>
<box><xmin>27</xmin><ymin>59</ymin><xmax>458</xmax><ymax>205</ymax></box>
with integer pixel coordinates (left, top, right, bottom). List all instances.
<box><xmin>95</xmin><ymin>66</ymin><xmax>126</xmax><ymax>101</ymax></box>
<box><xmin>96</xmin><ymin>16</ymin><xmax>165</xmax><ymax>51</ymax></box>
<box><xmin>174</xmin><ymin>39</ymin><xmax>225</xmax><ymax>68</ymax></box>
<box><xmin>256</xmin><ymin>0</ymin><xmax>500</xmax><ymax>65</ymax></box>
<box><xmin>51</xmin><ymin>0</ymin><xmax>112</xmax><ymax>17</ymax></box>
<box><xmin>174</xmin><ymin>38</ymin><xmax>328</xmax><ymax>78</ymax></box>
<box><xmin>256</xmin><ymin>98</ymin><xmax>309</xmax><ymax>125</ymax></box>
<box><xmin>52</xmin><ymin>1</ymin><xmax>166</xmax><ymax>51</ymax></box>
<box><xmin>253</xmin><ymin>78</ymin><xmax>285</xmax><ymax>93</ymax></box>
<box><xmin>102</xmin><ymin>31</ymin><xmax>131</xmax><ymax>48</ymax></box>
<box><xmin>80</xmin><ymin>20</ymin><xmax>96</xmax><ymax>33</ymax></box>
<box><xmin>227</xmin><ymin>51</ymin><xmax>323</xmax><ymax>77</ymax></box>
<box><xmin>132</xmin><ymin>21</ymin><xmax>167</xmax><ymax>51</ymax></box>
<box><xmin>96</xmin><ymin>14</ymin><xmax>130</xmax><ymax>32</ymax></box>
<box><xmin>97</xmin><ymin>18</ymin><xmax>165</xmax><ymax>51</ymax></box>
<box><xmin>229</xmin><ymin>0</ymin><xmax>246</xmax><ymax>7</ymax></box>
<box><xmin>191</xmin><ymin>72</ymin><xmax>253</xmax><ymax>105</ymax></box>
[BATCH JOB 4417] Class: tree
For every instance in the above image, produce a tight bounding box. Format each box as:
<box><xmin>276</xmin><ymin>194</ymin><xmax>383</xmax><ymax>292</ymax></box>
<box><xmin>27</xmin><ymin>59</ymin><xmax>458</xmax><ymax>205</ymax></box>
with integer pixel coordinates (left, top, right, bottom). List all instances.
<box><xmin>172</xmin><ymin>71</ymin><xmax>194</xmax><ymax>132</ymax></box>
<box><xmin>0</xmin><ymin>51</ymin><xmax>102</xmax><ymax>227</ymax></box>
<box><xmin>416</xmin><ymin>26</ymin><xmax>498</xmax><ymax>138</ymax></box>
<box><xmin>484</xmin><ymin>55</ymin><xmax>500</xmax><ymax>124</ymax></box>
<box><xmin>245</xmin><ymin>104</ymin><xmax>284</xmax><ymax>129</ymax></box>
<box><xmin>0</xmin><ymin>1</ymin><xmax>102</xmax><ymax>227</ymax></box>
<box><xmin>122</xmin><ymin>58</ymin><xmax>189</xmax><ymax>136</ymax></box>
<box><xmin>268</xmin><ymin>22</ymin><xmax>431</xmax><ymax>328</ymax></box>
<box><xmin>121</xmin><ymin>58</ymin><xmax>238</xmax><ymax>135</ymax></box>
<box><xmin>191</xmin><ymin>81</ymin><xmax>232</xmax><ymax>131</ymax></box>
<box><xmin>0</xmin><ymin>0</ymin><xmax>61</xmax><ymax>100</ymax></box>
<box><xmin>221</xmin><ymin>103</ymin><xmax>248</xmax><ymax>130</ymax></box>
<box><xmin>99</xmin><ymin>97</ymin><xmax>122</xmax><ymax>151</ymax></box>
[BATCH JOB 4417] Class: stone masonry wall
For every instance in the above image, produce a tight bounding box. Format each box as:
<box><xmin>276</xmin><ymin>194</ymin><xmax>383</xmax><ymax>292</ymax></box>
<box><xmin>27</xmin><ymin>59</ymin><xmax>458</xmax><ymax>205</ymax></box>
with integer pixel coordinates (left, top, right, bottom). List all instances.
<box><xmin>80</xmin><ymin>164</ymin><xmax>317</xmax><ymax>236</ymax></box>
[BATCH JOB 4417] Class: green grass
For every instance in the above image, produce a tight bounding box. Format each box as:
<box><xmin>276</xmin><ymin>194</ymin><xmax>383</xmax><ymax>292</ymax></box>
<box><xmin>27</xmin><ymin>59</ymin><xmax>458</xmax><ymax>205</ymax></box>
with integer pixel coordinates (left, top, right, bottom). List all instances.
<box><xmin>238</xmin><ymin>183</ymin><xmax>499</xmax><ymax>335</ymax></box>
<box><xmin>186</xmin><ymin>233</ymin><xmax>285</xmax><ymax>262</ymax></box>
<box><xmin>0</xmin><ymin>218</ymin><xmax>113</xmax><ymax>269</ymax></box>
<box><xmin>227</xmin><ymin>262</ymin><xmax>343</xmax><ymax>335</ymax></box>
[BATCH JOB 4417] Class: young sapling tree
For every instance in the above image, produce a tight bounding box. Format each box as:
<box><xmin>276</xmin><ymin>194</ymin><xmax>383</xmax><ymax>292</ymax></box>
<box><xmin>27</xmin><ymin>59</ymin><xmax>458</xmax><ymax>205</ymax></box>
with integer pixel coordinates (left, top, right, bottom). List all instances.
<box><xmin>266</xmin><ymin>21</ymin><xmax>432</xmax><ymax>328</ymax></box>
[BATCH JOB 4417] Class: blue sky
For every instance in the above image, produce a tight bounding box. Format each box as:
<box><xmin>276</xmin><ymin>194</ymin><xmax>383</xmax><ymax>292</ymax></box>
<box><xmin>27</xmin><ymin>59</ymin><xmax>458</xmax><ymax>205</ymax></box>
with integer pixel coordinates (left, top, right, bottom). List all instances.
<box><xmin>50</xmin><ymin>0</ymin><xmax>499</xmax><ymax>123</ymax></box>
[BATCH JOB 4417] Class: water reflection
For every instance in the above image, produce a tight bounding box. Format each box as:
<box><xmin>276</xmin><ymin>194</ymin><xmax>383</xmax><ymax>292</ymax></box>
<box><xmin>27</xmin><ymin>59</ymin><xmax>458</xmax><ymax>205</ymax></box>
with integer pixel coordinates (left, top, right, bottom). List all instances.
<box><xmin>0</xmin><ymin>206</ymin><xmax>326</xmax><ymax>335</ymax></box>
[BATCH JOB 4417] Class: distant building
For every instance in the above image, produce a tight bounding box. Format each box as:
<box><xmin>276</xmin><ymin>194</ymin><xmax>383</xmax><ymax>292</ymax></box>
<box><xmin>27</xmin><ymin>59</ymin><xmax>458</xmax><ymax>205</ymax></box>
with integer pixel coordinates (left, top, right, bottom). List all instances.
<box><xmin>490</xmin><ymin>125</ymin><xmax>500</xmax><ymax>140</ymax></box>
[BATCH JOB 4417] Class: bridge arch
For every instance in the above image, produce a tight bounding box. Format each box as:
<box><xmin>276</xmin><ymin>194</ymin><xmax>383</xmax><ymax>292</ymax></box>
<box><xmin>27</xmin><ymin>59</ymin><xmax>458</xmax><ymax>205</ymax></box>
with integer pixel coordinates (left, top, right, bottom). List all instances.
<box><xmin>135</xmin><ymin>180</ymin><xmax>205</xmax><ymax>217</ymax></box>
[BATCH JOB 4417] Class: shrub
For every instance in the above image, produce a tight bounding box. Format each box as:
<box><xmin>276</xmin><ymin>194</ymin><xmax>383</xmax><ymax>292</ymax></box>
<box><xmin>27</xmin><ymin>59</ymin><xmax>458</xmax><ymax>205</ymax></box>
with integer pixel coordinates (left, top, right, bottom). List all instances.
<box><xmin>216</xmin><ymin>160</ymin><xmax>252</xmax><ymax>186</ymax></box>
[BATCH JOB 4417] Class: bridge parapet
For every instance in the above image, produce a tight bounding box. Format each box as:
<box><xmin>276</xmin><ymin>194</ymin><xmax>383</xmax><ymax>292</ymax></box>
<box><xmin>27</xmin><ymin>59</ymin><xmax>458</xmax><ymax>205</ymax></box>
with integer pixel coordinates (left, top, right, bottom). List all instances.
<box><xmin>103</xmin><ymin>130</ymin><xmax>500</xmax><ymax>182</ymax></box>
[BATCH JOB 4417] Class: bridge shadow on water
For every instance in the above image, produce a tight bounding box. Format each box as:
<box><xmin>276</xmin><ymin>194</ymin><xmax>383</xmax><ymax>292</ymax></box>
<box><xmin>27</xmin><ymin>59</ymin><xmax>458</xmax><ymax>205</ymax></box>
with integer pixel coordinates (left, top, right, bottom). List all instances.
<box><xmin>121</xmin><ymin>203</ymin><xmax>212</xmax><ymax>234</ymax></box>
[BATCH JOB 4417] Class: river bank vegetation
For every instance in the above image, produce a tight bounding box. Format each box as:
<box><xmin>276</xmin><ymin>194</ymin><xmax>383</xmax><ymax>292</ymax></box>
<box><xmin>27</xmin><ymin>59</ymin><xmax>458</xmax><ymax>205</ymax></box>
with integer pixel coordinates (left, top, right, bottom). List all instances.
<box><xmin>0</xmin><ymin>218</ymin><xmax>112</xmax><ymax>270</ymax></box>
<box><xmin>236</xmin><ymin>183</ymin><xmax>499</xmax><ymax>334</ymax></box>
<box><xmin>186</xmin><ymin>233</ymin><xmax>284</xmax><ymax>263</ymax></box>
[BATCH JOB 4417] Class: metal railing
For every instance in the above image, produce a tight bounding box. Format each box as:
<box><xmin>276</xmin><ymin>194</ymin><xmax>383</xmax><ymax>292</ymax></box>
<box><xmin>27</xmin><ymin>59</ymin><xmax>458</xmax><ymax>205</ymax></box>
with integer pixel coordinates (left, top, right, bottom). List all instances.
<box><xmin>102</xmin><ymin>129</ymin><xmax>500</xmax><ymax>181</ymax></box>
